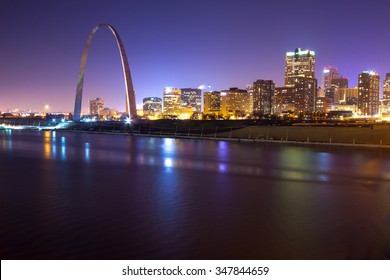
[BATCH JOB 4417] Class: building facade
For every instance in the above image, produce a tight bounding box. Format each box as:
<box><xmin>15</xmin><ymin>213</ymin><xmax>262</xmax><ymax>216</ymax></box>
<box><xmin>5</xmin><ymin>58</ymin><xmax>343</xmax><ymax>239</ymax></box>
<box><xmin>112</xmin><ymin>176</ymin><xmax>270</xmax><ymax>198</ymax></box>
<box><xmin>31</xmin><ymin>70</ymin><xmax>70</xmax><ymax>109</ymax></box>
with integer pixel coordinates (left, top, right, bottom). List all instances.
<box><xmin>220</xmin><ymin>88</ymin><xmax>251</xmax><ymax>118</ymax></box>
<box><xmin>322</xmin><ymin>66</ymin><xmax>339</xmax><ymax>89</ymax></box>
<box><xmin>203</xmin><ymin>91</ymin><xmax>221</xmax><ymax>114</ymax></box>
<box><xmin>273</xmin><ymin>87</ymin><xmax>295</xmax><ymax>114</ymax></box>
<box><xmin>252</xmin><ymin>80</ymin><xmax>275</xmax><ymax>115</ymax></box>
<box><xmin>89</xmin><ymin>98</ymin><xmax>105</xmax><ymax>116</ymax></box>
<box><xmin>143</xmin><ymin>97</ymin><xmax>162</xmax><ymax>116</ymax></box>
<box><xmin>180</xmin><ymin>88</ymin><xmax>202</xmax><ymax>112</ymax></box>
<box><xmin>383</xmin><ymin>73</ymin><xmax>390</xmax><ymax>106</ymax></box>
<box><xmin>163</xmin><ymin>87</ymin><xmax>181</xmax><ymax>116</ymax></box>
<box><xmin>357</xmin><ymin>71</ymin><xmax>380</xmax><ymax>116</ymax></box>
<box><xmin>334</xmin><ymin>87</ymin><xmax>358</xmax><ymax>105</ymax></box>
<box><xmin>285</xmin><ymin>48</ymin><xmax>316</xmax><ymax>86</ymax></box>
<box><xmin>293</xmin><ymin>77</ymin><xmax>317</xmax><ymax>114</ymax></box>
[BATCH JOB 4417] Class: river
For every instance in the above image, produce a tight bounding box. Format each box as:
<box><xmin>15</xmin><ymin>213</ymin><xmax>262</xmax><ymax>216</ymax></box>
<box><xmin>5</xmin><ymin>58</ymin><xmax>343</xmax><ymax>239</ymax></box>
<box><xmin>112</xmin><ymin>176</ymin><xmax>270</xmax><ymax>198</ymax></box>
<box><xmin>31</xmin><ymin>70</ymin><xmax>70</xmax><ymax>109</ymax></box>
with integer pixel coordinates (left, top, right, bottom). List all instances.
<box><xmin>1</xmin><ymin>130</ymin><xmax>389</xmax><ymax>259</ymax></box>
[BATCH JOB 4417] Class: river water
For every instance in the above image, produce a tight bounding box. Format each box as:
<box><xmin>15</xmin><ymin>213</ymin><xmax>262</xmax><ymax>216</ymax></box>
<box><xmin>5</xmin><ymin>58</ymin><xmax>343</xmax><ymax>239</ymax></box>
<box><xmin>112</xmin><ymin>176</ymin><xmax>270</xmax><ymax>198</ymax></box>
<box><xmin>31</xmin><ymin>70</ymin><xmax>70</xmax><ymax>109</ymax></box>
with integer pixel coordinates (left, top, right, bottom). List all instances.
<box><xmin>1</xmin><ymin>130</ymin><xmax>389</xmax><ymax>259</ymax></box>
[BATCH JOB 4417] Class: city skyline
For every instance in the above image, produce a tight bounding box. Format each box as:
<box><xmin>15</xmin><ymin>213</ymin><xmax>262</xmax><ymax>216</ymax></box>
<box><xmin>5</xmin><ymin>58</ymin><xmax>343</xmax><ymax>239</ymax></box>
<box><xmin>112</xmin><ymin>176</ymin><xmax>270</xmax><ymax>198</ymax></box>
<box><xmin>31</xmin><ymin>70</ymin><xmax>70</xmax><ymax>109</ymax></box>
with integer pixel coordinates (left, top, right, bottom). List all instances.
<box><xmin>1</xmin><ymin>0</ymin><xmax>389</xmax><ymax>113</ymax></box>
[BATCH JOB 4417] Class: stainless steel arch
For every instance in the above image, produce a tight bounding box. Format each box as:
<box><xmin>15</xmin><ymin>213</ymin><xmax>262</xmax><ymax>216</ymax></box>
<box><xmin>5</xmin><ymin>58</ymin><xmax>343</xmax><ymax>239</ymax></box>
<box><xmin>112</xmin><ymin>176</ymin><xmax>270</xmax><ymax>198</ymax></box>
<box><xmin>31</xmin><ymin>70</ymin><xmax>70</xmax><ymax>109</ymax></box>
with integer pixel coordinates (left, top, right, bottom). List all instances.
<box><xmin>73</xmin><ymin>24</ymin><xmax>136</xmax><ymax>121</ymax></box>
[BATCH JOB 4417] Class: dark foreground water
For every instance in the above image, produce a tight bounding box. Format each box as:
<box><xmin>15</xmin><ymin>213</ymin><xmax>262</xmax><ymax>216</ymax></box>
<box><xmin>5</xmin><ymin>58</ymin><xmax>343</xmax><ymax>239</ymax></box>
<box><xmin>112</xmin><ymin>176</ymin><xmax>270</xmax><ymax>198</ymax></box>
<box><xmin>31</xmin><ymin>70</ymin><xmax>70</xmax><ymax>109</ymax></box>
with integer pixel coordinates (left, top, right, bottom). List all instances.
<box><xmin>1</xmin><ymin>130</ymin><xmax>390</xmax><ymax>259</ymax></box>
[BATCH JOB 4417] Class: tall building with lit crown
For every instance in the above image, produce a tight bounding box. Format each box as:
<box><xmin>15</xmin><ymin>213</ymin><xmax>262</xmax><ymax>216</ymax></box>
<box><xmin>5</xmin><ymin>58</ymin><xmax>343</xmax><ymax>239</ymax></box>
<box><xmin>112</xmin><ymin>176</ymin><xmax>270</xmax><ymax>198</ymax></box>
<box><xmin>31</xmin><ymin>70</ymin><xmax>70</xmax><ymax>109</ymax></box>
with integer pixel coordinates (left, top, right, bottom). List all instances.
<box><xmin>383</xmin><ymin>73</ymin><xmax>390</xmax><ymax>106</ymax></box>
<box><xmin>180</xmin><ymin>88</ymin><xmax>202</xmax><ymax>112</ymax></box>
<box><xmin>163</xmin><ymin>87</ymin><xmax>181</xmax><ymax>116</ymax></box>
<box><xmin>89</xmin><ymin>98</ymin><xmax>105</xmax><ymax>116</ymax></box>
<box><xmin>143</xmin><ymin>97</ymin><xmax>162</xmax><ymax>116</ymax></box>
<box><xmin>285</xmin><ymin>48</ymin><xmax>315</xmax><ymax>86</ymax></box>
<box><xmin>203</xmin><ymin>91</ymin><xmax>221</xmax><ymax>113</ymax></box>
<box><xmin>357</xmin><ymin>71</ymin><xmax>380</xmax><ymax>116</ymax></box>
<box><xmin>252</xmin><ymin>80</ymin><xmax>275</xmax><ymax>115</ymax></box>
<box><xmin>220</xmin><ymin>88</ymin><xmax>251</xmax><ymax>118</ymax></box>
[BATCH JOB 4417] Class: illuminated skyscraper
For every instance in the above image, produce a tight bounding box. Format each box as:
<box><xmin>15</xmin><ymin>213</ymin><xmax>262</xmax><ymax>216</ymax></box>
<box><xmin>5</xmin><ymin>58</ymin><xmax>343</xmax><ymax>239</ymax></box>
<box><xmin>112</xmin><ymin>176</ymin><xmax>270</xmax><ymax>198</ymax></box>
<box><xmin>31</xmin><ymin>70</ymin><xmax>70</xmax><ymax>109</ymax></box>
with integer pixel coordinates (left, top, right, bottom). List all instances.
<box><xmin>163</xmin><ymin>87</ymin><xmax>181</xmax><ymax>116</ymax></box>
<box><xmin>89</xmin><ymin>97</ymin><xmax>105</xmax><ymax>116</ymax></box>
<box><xmin>383</xmin><ymin>73</ymin><xmax>390</xmax><ymax>106</ymax></box>
<box><xmin>252</xmin><ymin>80</ymin><xmax>275</xmax><ymax>115</ymax></box>
<box><xmin>357</xmin><ymin>71</ymin><xmax>380</xmax><ymax>116</ymax></box>
<box><xmin>285</xmin><ymin>48</ymin><xmax>315</xmax><ymax>86</ymax></box>
<box><xmin>180</xmin><ymin>88</ymin><xmax>202</xmax><ymax>112</ymax></box>
<box><xmin>284</xmin><ymin>48</ymin><xmax>317</xmax><ymax>114</ymax></box>
<box><xmin>143</xmin><ymin>97</ymin><xmax>162</xmax><ymax>116</ymax></box>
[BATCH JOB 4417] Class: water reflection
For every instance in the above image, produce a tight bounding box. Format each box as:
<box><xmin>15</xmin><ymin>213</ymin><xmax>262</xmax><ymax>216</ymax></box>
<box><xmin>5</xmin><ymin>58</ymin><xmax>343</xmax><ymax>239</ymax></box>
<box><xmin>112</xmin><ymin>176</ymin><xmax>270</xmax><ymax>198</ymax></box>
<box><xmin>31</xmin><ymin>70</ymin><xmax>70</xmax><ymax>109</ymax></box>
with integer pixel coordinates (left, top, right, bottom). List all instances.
<box><xmin>60</xmin><ymin>136</ymin><xmax>66</xmax><ymax>160</ymax></box>
<box><xmin>85</xmin><ymin>143</ymin><xmax>90</xmax><ymax>162</ymax></box>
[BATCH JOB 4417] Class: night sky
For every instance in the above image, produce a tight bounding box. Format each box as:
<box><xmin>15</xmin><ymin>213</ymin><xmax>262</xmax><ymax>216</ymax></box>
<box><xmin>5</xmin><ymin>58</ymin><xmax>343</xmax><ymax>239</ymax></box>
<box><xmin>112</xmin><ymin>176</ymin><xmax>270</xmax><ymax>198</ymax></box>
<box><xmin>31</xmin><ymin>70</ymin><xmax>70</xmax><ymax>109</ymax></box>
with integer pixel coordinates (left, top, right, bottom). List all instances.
<box><xmin>1</xmin><ymin>0</ymin><xmax>389</xmax><ymax>113</ymax></box>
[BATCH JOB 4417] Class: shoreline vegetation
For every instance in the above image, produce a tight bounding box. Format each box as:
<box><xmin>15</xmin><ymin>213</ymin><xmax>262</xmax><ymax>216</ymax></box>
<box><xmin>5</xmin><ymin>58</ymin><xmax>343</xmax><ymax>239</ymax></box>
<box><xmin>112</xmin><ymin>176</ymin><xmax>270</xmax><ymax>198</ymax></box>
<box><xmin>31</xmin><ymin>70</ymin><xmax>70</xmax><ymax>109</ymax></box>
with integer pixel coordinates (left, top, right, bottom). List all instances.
<box><xmin>3</xmin><ymin>119</ymin><xmax>390</xmax><ymax>150</ymax></box>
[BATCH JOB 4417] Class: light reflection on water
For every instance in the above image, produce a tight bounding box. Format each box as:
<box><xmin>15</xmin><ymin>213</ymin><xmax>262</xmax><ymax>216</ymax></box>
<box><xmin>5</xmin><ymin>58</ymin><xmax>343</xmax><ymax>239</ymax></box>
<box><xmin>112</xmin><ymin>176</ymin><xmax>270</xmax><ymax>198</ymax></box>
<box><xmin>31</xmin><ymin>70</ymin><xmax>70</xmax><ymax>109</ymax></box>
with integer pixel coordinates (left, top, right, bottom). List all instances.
<box><xmin>1</xmin><ymin>130</ymin><xmax>390</xmax><ymax>259</ymax></box>
<box><xmin>2</xmin><ymin>131</ymin><xmax>390</xmax><ymax>185</ymax></box>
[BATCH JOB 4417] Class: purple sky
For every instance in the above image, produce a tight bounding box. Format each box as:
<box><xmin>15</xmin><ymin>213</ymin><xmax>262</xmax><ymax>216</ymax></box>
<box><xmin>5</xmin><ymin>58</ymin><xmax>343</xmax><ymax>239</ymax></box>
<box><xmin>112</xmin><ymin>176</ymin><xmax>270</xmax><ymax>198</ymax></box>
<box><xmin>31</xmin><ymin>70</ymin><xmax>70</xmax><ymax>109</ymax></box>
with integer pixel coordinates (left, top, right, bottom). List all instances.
<box><xmin>1</xmin><ymin>0</ymin><xmax>389</xmax><ymax>113</ymax></box>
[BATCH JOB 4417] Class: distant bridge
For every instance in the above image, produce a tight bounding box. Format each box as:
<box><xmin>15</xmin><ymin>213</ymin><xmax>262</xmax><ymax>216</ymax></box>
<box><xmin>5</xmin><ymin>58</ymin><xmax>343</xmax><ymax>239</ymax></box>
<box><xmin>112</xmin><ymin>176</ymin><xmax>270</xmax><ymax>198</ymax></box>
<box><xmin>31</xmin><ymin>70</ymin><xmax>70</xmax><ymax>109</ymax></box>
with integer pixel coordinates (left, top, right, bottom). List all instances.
<box><xmin>73</xmin><ymin>24</ymin><xmax>136</xmax><ymax>121</ymax></box>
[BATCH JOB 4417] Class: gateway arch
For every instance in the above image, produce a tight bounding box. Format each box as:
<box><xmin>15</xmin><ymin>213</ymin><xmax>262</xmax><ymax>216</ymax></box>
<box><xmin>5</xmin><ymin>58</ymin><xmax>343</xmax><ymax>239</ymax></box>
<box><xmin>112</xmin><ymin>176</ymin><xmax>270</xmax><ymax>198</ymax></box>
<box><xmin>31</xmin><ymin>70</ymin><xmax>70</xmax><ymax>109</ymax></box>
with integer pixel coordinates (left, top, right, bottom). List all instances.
<box><xmin>73</xmin><ymin>24</ymin><xmax>136</xmax><ymax>121</ymax></box>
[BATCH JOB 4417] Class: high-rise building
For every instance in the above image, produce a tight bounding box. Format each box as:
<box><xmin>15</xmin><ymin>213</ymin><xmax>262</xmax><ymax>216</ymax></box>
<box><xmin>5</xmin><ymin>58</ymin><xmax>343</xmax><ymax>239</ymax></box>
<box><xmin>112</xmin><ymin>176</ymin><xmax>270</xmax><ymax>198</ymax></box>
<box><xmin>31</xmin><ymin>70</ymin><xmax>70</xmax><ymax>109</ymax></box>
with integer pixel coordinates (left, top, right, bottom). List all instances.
<box><xmin>327</xmin><ymin>79</ymin><xmax>349</xmax><ymax>105</ymax></box>
<box><xmin>163</xmin><ymin>87</ymin><xmax>181</xmax><ymax>116</ymax></box>
<box><xmin>252</xmin><ymin>80</ymin><xmax>275</xmax><ymax>115</ymax></box>
<box><xmin>383</xmin><ymin>73</ymin><xmax>390</xmax><ymax>106</ymax></box>
<box><xmin>180</xmin><ymin>88</ymin><xmax>202</xmax><ymax>112</ymax></box>
<box><xmin>143</xmin><ymin>97</ymin><xmax>162</xmax><ymax>116</ymax></box>
<box><xmin>220</xmin><ymin>88</ymin><xmax>251</xmax><ymax>118</ymax></box>
<box><xmin>322</xmin><ymin>66</ymin><xmax>340</xmax><ymax>89</ymax></box>
<box><xmin>285</xmin><ymin>48</ymin><xmax>316</xmax><ymax>86</ymax></box>
<box><xmin>293</xmin><ymin>77</ymin><xmax>317</xmax><ymax>114</ymax></box>
<box><xmin>203</xmin><ymin>91</ymin><xmax>221</xmax><ymax>113</ymax></box>
<box><xmin>357</xmin><ymin>71</ymin><xmax>380</xmax><ymax>116</ymax></box>
<box><xmin>89</xmin><ymin>98</ymin><xmax>105</xmax><ymax>116</ymax></box>
<box><xmin>273</xmin><ymin>87</ymin><xmax>295</xmax><ymax>114</ymax></box>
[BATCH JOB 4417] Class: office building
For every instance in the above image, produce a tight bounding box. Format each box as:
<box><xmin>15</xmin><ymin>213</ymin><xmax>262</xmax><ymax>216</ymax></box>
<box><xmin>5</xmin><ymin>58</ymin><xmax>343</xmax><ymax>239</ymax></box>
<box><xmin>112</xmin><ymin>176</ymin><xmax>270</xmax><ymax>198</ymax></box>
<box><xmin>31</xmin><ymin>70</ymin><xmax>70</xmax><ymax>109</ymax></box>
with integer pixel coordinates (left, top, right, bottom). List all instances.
<box><xmin>163</xmin><ymin>87</ymin><xmax>181</xmax><ymax>116</ymax></box>
<box><xmin>383</xmin><ymin>73</ymin><xmax>390</xmax><ymax>105</ymax></box>
<box><xmin>143</xmin><ymin>97</ymin><xmax>162</xmax><ymax>116</ymax></box>
<box><xmin>252</xmin><ymin>80</ymin><xmax>275</xmax><ymax>115</ymax></box>
<box><xmin>334</xmin><ymin>87</ymin><xmax>358</xmax><ymax>104</ymax></box>
<box><xmin>273</xmin><ymin>87</ymin><xmax>295</xmax><ymax>114</ymax></box>
<box><xmin>220</xmin><ymin>88</ymin><xmax>251</xmax><ymax>118</ymax></box>
<box><xmin>285</xmin><ymin>48</ymin><xmax>316</xmax><ymax>86</ymax></box>
<box><xmin>357</xmin><ymin>71</ymin><xmax>380</xmax><ymax>116</ymax></box>
<box><xmin>293</xmin><ymin>77</ymin><xmax>317</xmax><ymax>114</ymax></box>
<box><xmin>322</xmin><ymin>66</ymin><xmax>339</xmax><ymax>89</ymax></box>
<box><xmin>203</xmin><ymin>91</ymin><xmax>221</xmax><ymax>114</ymax></box>
<box><xmin>180</xmin><ymin>88</ymin><xmax>202</xmax><ymax>112</ymax></box>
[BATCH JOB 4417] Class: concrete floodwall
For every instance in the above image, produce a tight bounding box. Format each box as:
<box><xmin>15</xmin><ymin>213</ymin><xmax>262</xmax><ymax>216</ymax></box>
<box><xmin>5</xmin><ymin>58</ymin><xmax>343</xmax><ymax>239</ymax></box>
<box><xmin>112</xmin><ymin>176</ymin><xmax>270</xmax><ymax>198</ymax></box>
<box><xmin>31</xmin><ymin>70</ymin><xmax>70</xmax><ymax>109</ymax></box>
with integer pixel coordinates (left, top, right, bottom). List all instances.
<box><xmin>216</xmin><ymin>125</ymin><xmax>390</xmax><ymax>145</ymax></box>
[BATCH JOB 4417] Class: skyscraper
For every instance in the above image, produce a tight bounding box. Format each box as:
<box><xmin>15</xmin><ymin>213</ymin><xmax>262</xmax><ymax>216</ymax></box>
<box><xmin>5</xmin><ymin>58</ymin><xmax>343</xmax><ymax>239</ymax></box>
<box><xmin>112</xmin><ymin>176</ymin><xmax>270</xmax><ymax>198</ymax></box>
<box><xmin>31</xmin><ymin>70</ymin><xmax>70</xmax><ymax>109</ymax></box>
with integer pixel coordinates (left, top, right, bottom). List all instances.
<box><xmin>322</xmin><ymin>66</ymin><xmax>340</xmax><ymax>89</ymax></box>
<box><xmin>180</xmin><ymin>88</ymin><xmax>202</xmax><ymax>112</ymax></box>
<box><xmin>252</xmin><ymin>80</ymin><xmax>275</xmax><ymax>115</ymax></box>
<box><xmin>357</xmin><ymin>71</ymin><xmax>380</xmax><ymax>116</ymax></box>
<box><xmin>285</xmin><ymin>48</ymin><xmax>315</xmax><ymax>86</ymax></box>
<box><xmin>163</xmin><ymin>87</ymin><xmax>181</xmax><ymax>116</ymax></box>
<box><xmin>284</xmin><ymin>48</ymin><xmax>317</xmax><ymax>114</ymax></box>
<box><xmin>293</xmin><ymin>77</ymin><xmax>317</xmax><ymax>114</ymax></box>
<box><xmin>383</xmin><ymin>73</ymin><xmax>390</xmax><ymax>106</ymax></box>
